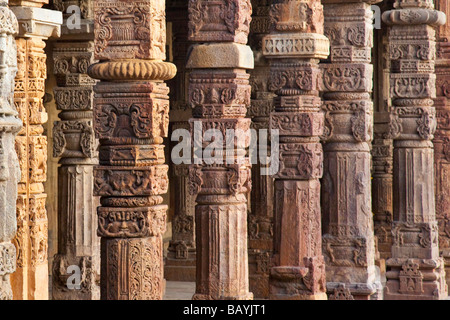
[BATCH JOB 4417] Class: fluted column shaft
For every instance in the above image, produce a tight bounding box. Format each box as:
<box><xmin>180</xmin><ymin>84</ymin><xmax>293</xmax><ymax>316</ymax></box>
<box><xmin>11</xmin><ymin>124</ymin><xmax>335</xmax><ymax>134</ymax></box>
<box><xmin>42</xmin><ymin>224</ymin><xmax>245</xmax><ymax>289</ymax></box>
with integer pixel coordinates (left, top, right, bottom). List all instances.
<box><xmin>383</xmin><ymin>0</ymin><xmax>448</xmax><ymax>300</ymax></box>
<box><xmin>51</xmin><ymin>0</ymin><xmax>100</xmax><ymax>300</ymax></box>
<box><xmin>88</xmin><ymin>0</ymin><xmax>176</xmax><ymax>300</ymax></box>
<box><xmin>262</xmin><ymin>0</ymin><xmax>329</xmax><ymax>300</ymax></box>
<box><xmin>320</xmin><ymin>0</ymin><xmax>382</xmax><ymax>300</ymax></box>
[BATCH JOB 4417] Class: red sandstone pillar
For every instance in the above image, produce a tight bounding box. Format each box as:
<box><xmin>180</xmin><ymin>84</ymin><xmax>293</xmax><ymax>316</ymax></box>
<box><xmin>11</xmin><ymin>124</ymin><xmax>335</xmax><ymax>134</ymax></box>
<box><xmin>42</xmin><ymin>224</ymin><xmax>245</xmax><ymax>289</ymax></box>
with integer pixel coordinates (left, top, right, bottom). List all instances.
<box><xmin>262</xmin><ymin>0</ymin><xmax>330</xmax><ymax>300</ymax></box>
<box><xmin>88</xmin><ymin>0</ymin><xmax>176</xmax><ymax>300</ymax></box>
<box><xmin>187</xmin><ymin>0</ymin><xmax>254</xmax><ymax>300</ymax></box>
<box><xmin>320</xmin><ymin>0</ymin><xmax>383</xmax><ymax>300</ymax></box>
<box><xmin>383</xmin><ymin>0</ymin><xmax>448</xmax><ymax>300</ymax></box>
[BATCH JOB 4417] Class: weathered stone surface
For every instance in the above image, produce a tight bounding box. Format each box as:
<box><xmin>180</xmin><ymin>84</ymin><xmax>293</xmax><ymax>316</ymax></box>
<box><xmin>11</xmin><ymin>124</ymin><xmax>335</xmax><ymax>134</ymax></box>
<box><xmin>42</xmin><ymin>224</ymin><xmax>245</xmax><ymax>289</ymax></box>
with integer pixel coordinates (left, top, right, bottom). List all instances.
<box><xmin>247</xmin><ymin>0</ymin><xmax>275</xmax><ymax>300</ymax></box>
<box><xmin>383</xmin><ymin>0</ymin><xmax>448</xmax><ymax>300</ymax></box>
<box><xmin>187</xmin><ymin>0</ymin><xmax>253</xmax><ymax>300</ymax></box>
<box><xmin>164</xmin><ymin>1</ymin><xmax>197</xmax><ymax>282</ymax></box>
<box><xmin>88</xmin><ymin>0</ymin><xmax>175</xmax><ymax>300</ymax></box>
<box><xmin>0</xmin><ymin>0</ymin><xmax>20</xmax><ymax>301</ymax></box>
<box><xmin>320</xmin><ymin>1</ymin><xmax>382</xmax><ymax>300</ymax></box>
<box><xmin>50</xmin><ymin>4</ymin><xmax>101</xmax><ymax>298</ymax></box>
<box><xmin>434</xmin><ymin>0</ymin><xmax>450</xmax><ymax>291</ymax></box>
<box><xmin>263</xmin><ymin>0</ymin><xmax>329</xmax><ymax>300</ymax></box>
<box><xmin>10</xmin><ymin>1</ymin><xmax>61</xmax><ymax>300</ymax></box>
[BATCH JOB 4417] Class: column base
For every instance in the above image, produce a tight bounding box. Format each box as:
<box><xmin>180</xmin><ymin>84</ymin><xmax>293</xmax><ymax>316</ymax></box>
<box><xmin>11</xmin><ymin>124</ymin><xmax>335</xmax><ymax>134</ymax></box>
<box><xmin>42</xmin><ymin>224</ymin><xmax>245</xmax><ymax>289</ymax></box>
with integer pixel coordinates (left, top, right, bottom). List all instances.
<box><xmin>192</xmin><ymin>293</ymin><xmax>254</xmax><ymax>300</ymax></box>
<box><xmin>385</xmin><ymin>258</ymin><xmax>448</xmax><ymax>300</ymax></box>
<box><xmin>249</xmin><ymin>274</ymin><xmax>270</xmax><ymax>300</ymax></box>
<box><xmin>269</xmin><ymin>266</ymin><xmax>327</xmax><ymax>300</ymax></box>
<box><xmin>52</xmin><ymin>254</ymin><xmax>100</xmax><ymax>300</ymax></box>
<box><xmin>444</xmin><ymin>255</ymin><xmax>450</xmax><ymax>290</ymax></box>
<box><xmin>164</xmin><ymin>258</ymin><xmax>196</xmax><ymax>282</ymax></box>
<box><xmin>327</xmin><ymin>282</ymin><xmax>383</xmax><ymax>300</ymax></box>
<box><xmin>248</xmin><ymin>248</ymin><xmax>271</xmax><ymax>299</ymax></box>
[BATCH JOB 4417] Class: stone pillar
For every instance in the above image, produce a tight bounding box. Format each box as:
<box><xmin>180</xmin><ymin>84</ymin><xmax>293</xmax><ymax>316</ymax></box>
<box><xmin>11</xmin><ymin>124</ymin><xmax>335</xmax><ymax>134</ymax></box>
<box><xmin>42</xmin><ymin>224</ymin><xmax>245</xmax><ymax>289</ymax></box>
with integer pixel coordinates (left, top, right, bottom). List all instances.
<box><xmin>164</xmin><ymin>0</ymin><xmax>196</xmax><ymax>282</ymax></box>
<box><xmin>0</xmin><ymin>0</ymin><xmax>20</xmax><ymax>301</ymax></box>
<box><xmin>247</xmin><ymin>0</ymin><xmax>275</xmax><ymax>299</ymax></box>
<box><xmin>434</xmin><ymin>0</ymin><xmax>450</xmax><ymax>290</ymax></box>
<box><xmin>383</xmin><ymin>0</ymin><xmax>448</xmax><ymax>300</ymax></box>
<box><xmin>88</xmin><ymin>0</ymin><xmax>176</xmax><ymax>300</ymax></box>
<box><xmin>187</xmin><ymin>0</ymin><xmax>254</xmax><ymax>300</ymax></box>
<box><xmin>372</xmin><ymin>0</ymin><xmax>395</xmax><ymax>268</ymax></box>
<box><xmin>50</xmin><ymin>0</ymin><xmax>100</xmax><ymax>300</ymax></box>
<box><xmin>262</xmin><ymin>0</ymin><xmax>329</xmax><ymax>300</ymax></box>
<box><xmin>10</xmin><ymin>0</ymin><xmax>62</xmax><ymax>300</ymax></box>
<box><xmin>320</xmin><ymin>1</ymin><xmax>382</xmax><ymax>300</ymax></box>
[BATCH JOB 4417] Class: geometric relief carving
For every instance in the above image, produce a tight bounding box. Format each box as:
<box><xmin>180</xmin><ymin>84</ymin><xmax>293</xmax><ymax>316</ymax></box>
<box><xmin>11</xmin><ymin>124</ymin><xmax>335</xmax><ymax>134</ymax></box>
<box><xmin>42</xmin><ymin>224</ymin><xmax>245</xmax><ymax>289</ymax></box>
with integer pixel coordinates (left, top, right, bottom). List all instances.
<box><xmin>264</xmin><ymin>0</ymin><xmax>328</xmax><ymax>301</ymax></box>
<box><xmin>383</xmin><ymin>0</ymin><xmax>448</xmax><ymax>300</ymax></box>
<box><xmin>188</xmin><ymin>0</ymin><xmax>253</xmax><ymax>300</ymax></box>
<box><xmin>321</xmin><ymin>1</ymin><xmax>381</xmax><ymax>300</ymax></box>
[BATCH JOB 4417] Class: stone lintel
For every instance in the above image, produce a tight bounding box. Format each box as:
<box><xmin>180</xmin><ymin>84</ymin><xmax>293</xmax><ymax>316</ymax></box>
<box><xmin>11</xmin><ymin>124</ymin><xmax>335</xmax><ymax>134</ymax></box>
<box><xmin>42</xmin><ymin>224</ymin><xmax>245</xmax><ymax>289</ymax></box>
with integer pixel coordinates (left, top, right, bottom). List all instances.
<box><xmin>11</xmin><ymin>6</ymin><xmax>62</xmax><ymax>38</ymax></box>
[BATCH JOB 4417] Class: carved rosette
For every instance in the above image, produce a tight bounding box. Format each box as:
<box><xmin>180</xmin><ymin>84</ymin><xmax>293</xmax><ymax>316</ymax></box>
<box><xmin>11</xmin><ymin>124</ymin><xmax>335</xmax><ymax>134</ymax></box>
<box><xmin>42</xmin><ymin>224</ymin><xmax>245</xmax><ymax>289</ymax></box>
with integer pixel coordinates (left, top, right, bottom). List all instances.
<box><xmin>88</xmin><ymin>0</ymin><xmax>176</xmax><ymax>300</ymax></box>
<box><xmin>9</xmin><ymin>1</ymin><xmax>62</xmax><ymax>300</ymax></box>
<box><xmin>187</xmin><ymin>0</ymin><xmax>254</xmax><ymax>300</ymax></box>
<box><xmin>0</xmin><ymin>1</ymin><xmax>20</xmax><ymax>301</ymax></box>
<box><xmin>320</xmin><ymin>1</ymin><xmax>382</xmax><ymax>300</ymax></box>
<box><xmin>262</xmin><ymin>0</ymin><xmax>329</xmax><ymax>300</ymax></box>
<box><xmin>382</xmin><ymin>0</ymin><xmax>448</xmax><ymax>300</ymax></box>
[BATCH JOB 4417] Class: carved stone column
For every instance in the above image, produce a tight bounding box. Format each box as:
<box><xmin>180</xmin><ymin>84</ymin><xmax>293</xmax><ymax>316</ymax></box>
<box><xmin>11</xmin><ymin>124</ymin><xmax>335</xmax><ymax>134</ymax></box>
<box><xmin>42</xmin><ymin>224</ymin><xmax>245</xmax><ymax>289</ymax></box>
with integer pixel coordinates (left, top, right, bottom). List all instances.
<box><xmin>10</xmin><ymin>0</ymin><xmax>62</xmax><ymax>300</ymax></box>
<box><xmin>373</xmin><ymin>0</ymin><xmax>395</xmax><ymax>268</ymax></box>
<box><xmin>434</xmin><ymin>0</ymin><xmax>450</xmax><ymax>290</ymax></box>
<box><xmin>247</xmin><ymin>0</ymin><xmax>275</xmax><ymax>299</ymax></box>
<box><xmin>382</xmin><ymin>0</ymin><xmax>448</xmax><ymax>299</ymax></box>
<box><xmin>88</xmin><ymin>0</ymin><xmax>176</xmax><ymax>300</ymax></box>
<box><xmin>187</xmin><ymin>0</ymin><xmax>254</xmax><ymax>300</ymax></box>
<box><xmin>0</xmin><ymin>0</ymin><xmax>20</xmax><ymax>300</ymax></box>
<box><xmin>262</xmin><ymin>0</ymin><xmax>329</xmax><ymax>300</ymax></box>
<box><xmin>50</xmin><ymin>0</ymin><xmax>100</xmax><ymax>300</ymax></box>
<box><xmin>320</xmin><ymin>1</ymin><xmax>382</xmax><ymax>300</ymax></box>
<box><xmin>164</xmin><ymin>0</ymin><xmax>196</xmax><ymax>282</ymax></box>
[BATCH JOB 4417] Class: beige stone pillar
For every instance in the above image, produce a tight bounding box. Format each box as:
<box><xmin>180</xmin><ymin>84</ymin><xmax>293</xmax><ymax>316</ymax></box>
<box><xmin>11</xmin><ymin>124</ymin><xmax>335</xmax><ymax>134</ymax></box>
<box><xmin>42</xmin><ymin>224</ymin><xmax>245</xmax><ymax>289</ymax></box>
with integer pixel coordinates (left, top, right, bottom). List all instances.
<box><xmin>10</xmin><ymin>0</ymin><xmax>62</xmax><ymax>300</ymax></box>
<box><xmin>0</xmin><ymin>0</ymin><xmax>20</xmax><ymax>300</ymax></box>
